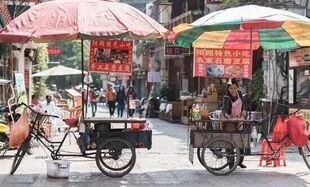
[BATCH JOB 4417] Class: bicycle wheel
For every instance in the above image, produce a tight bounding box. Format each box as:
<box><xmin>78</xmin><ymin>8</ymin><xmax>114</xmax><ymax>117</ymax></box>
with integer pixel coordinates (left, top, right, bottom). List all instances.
<box><xmin>300</xmin><ymin>141</ymin><xmax>310</xmax><ymax>169</ymax></box>
<box><xmin>201</xmin><ymin>137</ymin><xmax>240</xmax><ymax>176</ymax></box>
<box><xmin>10</xmin><ymin>137</ymin><xmax>31</xmax><ymax>175</ymax></box>
<box><xmin>96</xmin><ymin>137</ymin><xmax>136</xmax><ymax>177</ymax></box>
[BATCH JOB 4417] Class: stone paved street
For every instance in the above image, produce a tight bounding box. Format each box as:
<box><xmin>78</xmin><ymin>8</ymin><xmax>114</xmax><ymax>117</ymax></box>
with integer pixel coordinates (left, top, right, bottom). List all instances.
<box><xmin>0</xmin><ymin>106</ymin><xmax>309</xmax><ymax>187</ymax></box>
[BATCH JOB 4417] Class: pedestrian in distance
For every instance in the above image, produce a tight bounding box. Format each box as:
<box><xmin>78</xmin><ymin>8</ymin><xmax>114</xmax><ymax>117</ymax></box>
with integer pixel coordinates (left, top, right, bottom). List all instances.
<box><xmin>116</xmin><ymin>85</ymin><xmax>126</xmax><ymax>118</ymax></box>
<box><xmin>106</xmin><ymin>84</ymin><xmax>117</xmax><ymax>117</ymax></box>
<box><xmin>40</xmin><ymin>95</ymin><xmax>57</xmax><ymax>134</ymax></box>
<box><xmin>31</xmin><ymin>94</ymin><xmax>40</xmax><ymax>106</ymax></box>
<box><xmin>126</xmin><ymin>86</ymin><xmax>136</xmax><ymax>118</ymax></box>
<box><xmin>40</xmin><ymin>95</ymin><xmax>56</xmax><ymax>114</ymax></box>
<box><xmin>90</xmin><ymin>86</ymin><xmax>99</xmax><ymax>117</ymax></box>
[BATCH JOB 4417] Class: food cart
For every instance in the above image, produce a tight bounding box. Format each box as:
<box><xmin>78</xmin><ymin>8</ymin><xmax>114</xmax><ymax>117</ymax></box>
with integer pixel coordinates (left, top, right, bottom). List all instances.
<box><xmin>169</xmin><ymin>5</ymin><xmax>310</xmax><ymax>176</ymax></box>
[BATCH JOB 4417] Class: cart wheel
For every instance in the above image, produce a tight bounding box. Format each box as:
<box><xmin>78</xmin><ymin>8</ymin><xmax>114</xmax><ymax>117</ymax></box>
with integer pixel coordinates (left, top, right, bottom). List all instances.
<box><xmin>96</xmin><ymin>137</ymin><xmax>136</xmax><ymax>177</ymax></box>
<box><xmin>197</xmin><ymin>148</ymin><xmax>203</xmax><ymax>165</ymax></box>
<box><xmin>201</xmin><ymin>137</ymin><xmax>240</xmax><ymax>176</ymax></box>
<box><xmin>300</xmin><ymin>141</ymin><xmax>310</xmax><ymax>169</ymax></box>
<box><xmin>198</xmin><ymin>147</ymin><xmax>229</xmax><ymax>170</ymax></box>
<box><xmin>10</xmin><ymin>137</ymin><xmax>31</xmax><ymax>175</ymax></box>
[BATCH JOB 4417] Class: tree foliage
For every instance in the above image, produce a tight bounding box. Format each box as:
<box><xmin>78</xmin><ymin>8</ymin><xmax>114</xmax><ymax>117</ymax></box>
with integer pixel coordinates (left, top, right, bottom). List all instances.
<box><xmin>243</xmin><ymin>68</ymin><xmax>264</xmax><ymax>111</ymax></box>
<box><xmin>32</xmin><ymin>46</ymin><xmax>48</xmax><ymax>98</ymax></box>
<box><xmin>47</xmin><ymin>40</ymin><xmax>102</xmax><ymax>90</ymax></box>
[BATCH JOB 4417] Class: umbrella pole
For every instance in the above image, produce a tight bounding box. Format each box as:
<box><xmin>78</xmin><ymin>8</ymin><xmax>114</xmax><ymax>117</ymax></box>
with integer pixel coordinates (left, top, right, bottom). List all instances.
<box><xmin>81</xmin><ymin>39</ymin><xmax>85</xmax><ymax>119</ymax></box>
<box><xmin>249</xmin><ymin>29</ymin><xmax>253</xmax><ymax>120</ymax></box>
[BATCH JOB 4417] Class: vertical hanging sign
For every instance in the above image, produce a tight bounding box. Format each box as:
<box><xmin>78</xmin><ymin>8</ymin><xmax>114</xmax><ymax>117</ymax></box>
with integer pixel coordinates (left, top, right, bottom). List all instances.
<box><xmin>288</xmin><ymin>69</ymin><xmax>294</xmax><ymax>104</ymax></box>
<box><xmin>89</xmin><ymin>40</ymin><xmax>133</xmax><ymax>74</ymax></box>
<box><xmin>14</xmin><ymin>73</ymin><xmax>28</xmax><ymax>105</ymax></box>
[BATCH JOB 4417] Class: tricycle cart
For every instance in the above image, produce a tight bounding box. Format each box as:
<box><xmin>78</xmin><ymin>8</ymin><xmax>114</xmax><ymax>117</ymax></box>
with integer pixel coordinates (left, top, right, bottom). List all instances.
<box><xmin>10</xmin><ymin>103</ymin><xmax>152</xmax><ymax>178</ymax></box>
<box><xmin>0</xmin><ymin>0</ymin><xmax>167</xmax><ymax>179</ymax></box>
<box><xmin>82</xmin><ymin>117</ymin><xmax>152</xmax><ymax>177</ymax></box>
<box><xmin>189</xmin><ymin>118</ymin><xmax>252</xmax><ymax>176</ymax></box>
<box><xmin>188</xmin><ymin>112</ymin><xmax>310</xmax><ymax>176</ymax></box>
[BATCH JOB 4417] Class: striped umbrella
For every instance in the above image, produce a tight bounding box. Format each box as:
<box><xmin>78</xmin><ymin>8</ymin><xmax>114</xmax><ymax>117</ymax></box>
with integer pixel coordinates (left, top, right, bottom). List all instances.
<box><xmin>169</xmin><ymin>5</ymin><xmax>310</xmax><ymax>50</ymax></box>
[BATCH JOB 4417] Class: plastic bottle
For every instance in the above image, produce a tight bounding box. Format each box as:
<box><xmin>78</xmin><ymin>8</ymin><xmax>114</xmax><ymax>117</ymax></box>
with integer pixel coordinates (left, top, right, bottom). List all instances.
<box><xmin>250</xmin><ymin>126</ymin><xmax>258</xmax><ymax>148</ymax></box>
<box><xmin>79</xmin><ymin>123</ymin><xmax>85</xmax><ymax>133</ymax></box>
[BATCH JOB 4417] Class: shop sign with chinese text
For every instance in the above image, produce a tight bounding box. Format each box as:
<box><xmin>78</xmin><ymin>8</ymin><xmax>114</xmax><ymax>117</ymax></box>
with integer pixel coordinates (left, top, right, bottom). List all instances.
<box><xmin>164</xmin><ymin>42</ymin><xmax>190</xmax><ymax>56</ymax></box>
<box><xmin>89</xmin><ymin>40</ymin><xmax>133</xmax><ymax>74</ymax></box>
<box><xmin>194</xmin><ymin>48</ymin><xmax>253</xmax><ymax>79</ymax></box>
<box><xmin>147</xmin><ymin>72</ymin><xmax>161</xmax><ymax>82</ymax></box>
<box><xmin>289</xmin><ymin>48</ymin><xmax>310</xmax><ymax>67</ymax></box>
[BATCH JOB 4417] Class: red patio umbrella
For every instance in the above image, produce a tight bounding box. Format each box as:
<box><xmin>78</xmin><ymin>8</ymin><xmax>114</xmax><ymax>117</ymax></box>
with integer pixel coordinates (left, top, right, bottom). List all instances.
<box><xmin>0</xmin><ymin>0</ymin><xmax>169</xmax><ymax>118</ymax></box>
<box><xmin>0</xmin><ymin>0</ymin><xmax>169</xmax><ymax>42</ymax></box>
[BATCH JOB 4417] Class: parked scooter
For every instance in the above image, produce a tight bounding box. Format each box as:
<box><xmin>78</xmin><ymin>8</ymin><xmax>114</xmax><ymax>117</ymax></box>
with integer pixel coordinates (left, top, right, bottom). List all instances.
<box><xmin>0</xmin><ymin>116</ymin><xmax>9</xmax><ymax>155</ymax></box>
<box><xmin>146</xmin><ymin>96</ymin><xmax>160</xmax><ymax>118</ymax></box>
<box><xmin>0</xmin><ymin>103</ymin><xmax>21</xmax><ymax>155</ymax></box>
<box><xmin>0</xmin><ymin>79</ymin><xmax>23</xmax><ymax>156</ymax></box>
<box><xmin>136</xmin><ymin>98</ymin><xmax>147</xmax><ymax>118</ymax></box>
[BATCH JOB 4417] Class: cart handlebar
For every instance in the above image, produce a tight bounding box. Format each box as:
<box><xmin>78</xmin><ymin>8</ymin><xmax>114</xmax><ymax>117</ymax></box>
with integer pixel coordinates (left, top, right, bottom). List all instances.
<box><xmin>254</xmin><ymin>104</ymin><xmax>306</xmax><ymax>126</ymax></box>
<box><xmin>20</xmin><ymin>102</ymin><xmax>59</xmax><ymax>118</ymax></box>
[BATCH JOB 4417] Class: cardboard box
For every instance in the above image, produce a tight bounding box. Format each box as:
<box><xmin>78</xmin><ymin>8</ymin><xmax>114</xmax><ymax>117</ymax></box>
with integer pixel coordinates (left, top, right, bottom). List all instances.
<box><xmin>206</xmin><ymin>91</ymin><xmax>218</xmax><ymax>103</ymax></box>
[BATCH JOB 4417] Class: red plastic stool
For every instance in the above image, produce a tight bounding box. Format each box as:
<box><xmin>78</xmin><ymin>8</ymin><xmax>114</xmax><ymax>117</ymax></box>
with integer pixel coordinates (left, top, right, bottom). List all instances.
<box><xmin>259</xmin><ymin>139</ymin><xmax>286</xmax><ymax>167</ymax></box>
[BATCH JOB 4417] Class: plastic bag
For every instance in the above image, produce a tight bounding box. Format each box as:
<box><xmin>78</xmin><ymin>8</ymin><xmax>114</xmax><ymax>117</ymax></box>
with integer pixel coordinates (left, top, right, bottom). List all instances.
<box><xmin>287</xmin><ymin>114</ymin><xmax>308</xmax><ymax>147</ymax></box>
<box><xmin>63</xmin><ymin>116</ymin><xmax>79</xmax><ymax>127</ymax></box>
<box><xmin>200</xmin><ymin>109</ymin><xmax>209</xmax><ymax>120</ymax></box>
<box><xmin>272</xmin><ymin>117</ymin><xmax>288</xmax><ymax>143</ymax></box>
<box><xmin>9</xmin><ymin>109</ymin><xmax>29</xmax><ymax>148</ymax></box>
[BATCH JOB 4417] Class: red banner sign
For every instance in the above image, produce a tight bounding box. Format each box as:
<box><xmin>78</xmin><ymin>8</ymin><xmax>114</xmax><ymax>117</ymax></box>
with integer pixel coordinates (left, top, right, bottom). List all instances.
<box><xmin>47</xmin><ymin>48</ymin><xmax>61</xmax><ymax>55</ymax></box>
<box><xmin>24</xmin><ymin>70</ymin><xmax>29</xmax><ymax>89</ymax></box>
<box><xmin>194</xmin><ymin>48</ymin><xmax>253</xmax><ymax>79</ymax></box>
<box><xmin>89</xmin><ymin>40</ymin><xmax>133</xmax><ymax>74</ymax></box>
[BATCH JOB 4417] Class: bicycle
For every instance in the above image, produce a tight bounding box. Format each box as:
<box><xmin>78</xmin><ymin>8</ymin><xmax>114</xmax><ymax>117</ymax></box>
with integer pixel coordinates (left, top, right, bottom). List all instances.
<box><xmin>10</xmin><ymin>103</ymin><xmax>152</xmax><ymax>177</ymax></box>
<box><xmin>10</xmin><ymin>103</ymin><xmax>59</xmax><ymax>174</ymax></box>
